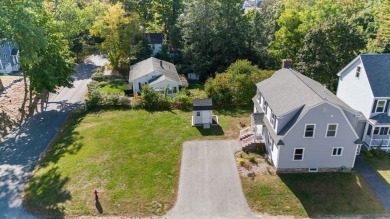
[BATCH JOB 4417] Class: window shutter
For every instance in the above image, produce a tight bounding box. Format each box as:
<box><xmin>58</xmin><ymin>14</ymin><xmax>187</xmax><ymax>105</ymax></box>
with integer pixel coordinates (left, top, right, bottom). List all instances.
<box><xmin>385</xmin><ymin>100</ymin><xmax>390</xmax><ymax>112</ymax></box>
<box><xmin>372</xmin><ymin>100</ymin><xmax>378</xmax><ymax>113</ymax></box>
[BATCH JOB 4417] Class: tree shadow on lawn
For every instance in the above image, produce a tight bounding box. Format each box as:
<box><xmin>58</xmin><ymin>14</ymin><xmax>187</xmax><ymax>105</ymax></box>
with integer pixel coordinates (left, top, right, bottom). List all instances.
<box><xmin>279</xmin><ymin>172</ymin><xmax>388</xmax><ymax>218</ymax></box>
<box><xmin>196</xmin><ymin>125</ymin><xmax>224</xmax><ymax>136</ymax></box>
<box><xmin>23</xmin><ymin>166</ymin><xmax>71</xmax><ymax>218</ymax></box>
<box><xmin>38</xmin><ymin>112</ymin><xmax>85</xmax><ymax>168</ymax></box>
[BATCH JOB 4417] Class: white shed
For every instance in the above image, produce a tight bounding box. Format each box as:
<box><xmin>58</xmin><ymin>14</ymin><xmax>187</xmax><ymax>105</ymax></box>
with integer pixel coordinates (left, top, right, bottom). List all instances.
<box><xmin>192</xmin><ymin>99</ymin><xmax>218</xmax><ymax>129</ymax></box>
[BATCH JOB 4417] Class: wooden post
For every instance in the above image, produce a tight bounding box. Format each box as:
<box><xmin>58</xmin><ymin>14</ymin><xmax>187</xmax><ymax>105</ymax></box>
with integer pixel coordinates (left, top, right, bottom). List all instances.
<box><xmin>0</xmin><ymin>78</ymin><xmax>4</xmax><ymax>91</ymax></box>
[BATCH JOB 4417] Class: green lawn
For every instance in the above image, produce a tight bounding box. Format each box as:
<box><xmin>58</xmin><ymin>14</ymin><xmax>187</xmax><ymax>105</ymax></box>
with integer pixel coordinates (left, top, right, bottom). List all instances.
<box><xmin>364</xmin><ymin>154</ymin><xmax>390</xmax><ymax>186</ymax></box>
<box><xmin>242</xmin><ymin>173</ymin><xmax>387</xmax><ymax>218</ymax></box>
<box><xmin>23</xmin><ymin>108</ymin><xmax>251</xmax><ymax>217</ymax></box>
<box><xmin>98</xmin><ymin>80</ymin><xmax>127</xmax><ymax>95</ymax></box>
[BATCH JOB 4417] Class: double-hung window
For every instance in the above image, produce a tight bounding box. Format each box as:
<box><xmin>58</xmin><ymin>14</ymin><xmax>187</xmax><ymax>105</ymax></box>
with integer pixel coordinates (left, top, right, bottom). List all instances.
<box><xmin>304</xmin><ymin>124</ymin><xmax>315</xmax><ymax>138</ymax></box>
<box><xmin>380</xmin><ymin>127</ymin><xmax>389</xmax><ymax>135</ymax></box>
<box><xmin>376</xmin><ymin>100</ymin><xmax>386</xmax><ymax>113</ymax></box>
<box><xmin>263</xmin><ymin>101</ymin><xmax>268</xmax><ymax>114</ymax></box>
<box><xmin>293</xmin><ymin>148</ymin><xmax>304</xmax><ymax>161</ymax></box>
<box><xmin>355</xmin><ymin>66</ymin><xmax>361</xmax><ymax>78</ymax></box>
<box><xmin>332</xmin><ymin>147</ymin><xmax>343</xmax><ymax>156</ymax></box>
<box><xmin>373</xmin><ymin>127</ymin><xmax>380</xmax><ymax>135</ymax></box>
<box><xmin>326</xmin><ymin>124</ymin><xmax>338</xmax><ymax>137</ymax></box>
<box><xmin>270</xmin><ymin>112</ymin><xmax>277</xmax><ymax>128</ymax></box>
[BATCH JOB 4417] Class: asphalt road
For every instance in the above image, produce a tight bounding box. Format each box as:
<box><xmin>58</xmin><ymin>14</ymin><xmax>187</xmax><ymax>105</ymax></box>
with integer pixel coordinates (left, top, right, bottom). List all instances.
<box><xmin>0</xmin><ymin>54</ymin><xmax>107</xmax><ymax>218</ymax></box>
<box><xmin>166</xmin><ymin>140</ymin><xmax>262</xmax><ymax>219</ymax></box>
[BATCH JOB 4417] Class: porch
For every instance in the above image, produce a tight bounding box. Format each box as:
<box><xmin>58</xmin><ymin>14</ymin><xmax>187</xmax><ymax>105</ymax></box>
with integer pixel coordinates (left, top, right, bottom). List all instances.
<box><xmin>239</xmin><ymin>126</ymin><xmax>263</xmax><ymax>147</ymax></box>
<box><xmin>364</xmin><ymin>135</ymin><xmax>390</xmax><ymax>151</ymax></box>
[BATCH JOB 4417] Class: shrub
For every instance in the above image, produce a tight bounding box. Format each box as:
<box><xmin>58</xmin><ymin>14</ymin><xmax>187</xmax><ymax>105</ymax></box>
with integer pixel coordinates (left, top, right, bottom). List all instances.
<box><xmin>364</xmin><ymin>151</ymin><xmax>374</xmax><ymax>158</ymax></box>
<box><xmin>171</xmin><ymin>92</ymin><xmax>193</xmax><ymax>111</ymax></box>
<box><xmin>86</xmin><ymin>91</ymin><xmax>103</xmax><ymax>109</ymax></box>
<box><xmin>371</xmin><ymin>148</ymin><xmax>387</xmax><ymax>159</ymax></box>
<box><xmin>248</xmin><ymin>155</ymin><xmax>257</xmax><ymax>164</ymax></box>
<box><xmin>238</xmin><ymin>158</ymin><xmax>245</xmax><ymax>166</ymax></box>
<box><xmin>141</xmin><ymin>85</ymin><xmax>171</xmax><ymax>110</ymax></box>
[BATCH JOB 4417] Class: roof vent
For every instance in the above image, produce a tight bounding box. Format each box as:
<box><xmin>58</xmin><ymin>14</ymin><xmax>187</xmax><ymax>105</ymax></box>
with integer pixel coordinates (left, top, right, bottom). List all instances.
<box><xmin>282</xmin><ymin>59</ymin><xmax>292</xmax><ymax>69</ymax></box>
<box><xmin>160</xmin><ymin>60</ymin><xmax>164</xmax><ymax>69</ymax></box>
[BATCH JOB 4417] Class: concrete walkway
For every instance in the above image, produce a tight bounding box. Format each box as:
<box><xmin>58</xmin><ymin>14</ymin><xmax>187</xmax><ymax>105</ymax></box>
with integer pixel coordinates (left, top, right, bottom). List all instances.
<box><xmin>166</xmin><ymin>140</ymin><xmax>261</xmax><ymax>219</ymax></box>
<box><xmin>355</xmin><ymin>156</ymin><xmax>390</xmax><ymax>213</ymax></box>
<box><xmin>0</xmin><ymin>54</ymin><xmax>107</xmax><ymax>218</ymax></box>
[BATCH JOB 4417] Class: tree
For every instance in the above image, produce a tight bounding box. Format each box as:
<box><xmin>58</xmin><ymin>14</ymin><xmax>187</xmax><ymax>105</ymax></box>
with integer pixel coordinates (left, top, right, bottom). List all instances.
<box><xmin>271</xmin><ymin>0</ymin><xmax>349</xmax><ymax>62</ymax></box>
<box><xmin>377</xmin><ymin>0</ymin><xmax>390</xmax><ymax>43</ymax></box>
<box><xmin>179</xmin><ymin>0</ymin><xmax>247</xmax><ymax>80</ymax></box>
<box><xmin>0</xmin><ymin>0</ymin><xmax>76</xmax><ymax>121</ymax></box>
<box><xmin>296</xmin><ymin>19</ymin><xmax>364</xmax><ymax>91</ymax></box>
<box><xmin>205</xmin><ymin>60</ymin><xmax>272</xmax><ymax>106</ymax></box>
<box><xmin>90</xmin><ymin>2</ymin><xmax>141</xmax><ymax>70</ymax></box>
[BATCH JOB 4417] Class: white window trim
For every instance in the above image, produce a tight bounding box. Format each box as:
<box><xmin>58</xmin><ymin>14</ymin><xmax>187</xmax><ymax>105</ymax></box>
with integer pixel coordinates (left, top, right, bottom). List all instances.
<box><xmin>325</xmin><ymin>123</ymin><xmax>338</xmax><ymax>138</ymax></box>
<box><xmin>303</xmin><ymin>124</ymin><xmax>316</xmax><ymax>138</ymax></box>
<box><xmin>376</xmin><ymin>100</ymin><xmax>386</xmax><ymax>113</ymax></box>
<box><xmin>331</xmin><ymin>147</ymin><xmax>343</xmax><ymax>156</ymax></box>
<box><xmin>196</xmin><ymin>112</ymin><xmax>200</xmax><ymax>117</ymax></box>
<box><xmin>293</xmin><ymin>148</ymin><xmax>305</xmax><ymax>161</ymax></box>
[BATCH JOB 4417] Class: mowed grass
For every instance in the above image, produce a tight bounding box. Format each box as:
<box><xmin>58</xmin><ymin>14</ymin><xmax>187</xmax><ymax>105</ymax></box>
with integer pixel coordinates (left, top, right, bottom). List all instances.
<box><xmin>98</xmin><ymin>81</ymin><xmax>127</xmax><ymax>95</ymax></box>
<box><xmin>23</xmin><ymin>108</ymin><xmax>251</xmax><ymax>217</ymax></box>
<box><xmin>364</xmin><ymin>155</ymin><xmax>390</xmax><ymax>186</ymax></box>
<box><xmin>242</xmin><ymin>173</ymin><xmax>387</xmax><ymax>218</ymax></box>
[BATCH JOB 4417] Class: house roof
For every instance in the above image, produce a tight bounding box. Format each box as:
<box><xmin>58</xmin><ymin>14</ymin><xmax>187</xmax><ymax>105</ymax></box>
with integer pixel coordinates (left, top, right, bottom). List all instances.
<box><xmin>129</xmin><ymin>57</ymin><xmax>181</xmax><ymax>84</ymax></box>
<box><xmin>144</xmin><ymin>33</ymin><xmax>164</xmax><ymax>44</ymax></box>
<box><xmin>370</xmin><ymin>113</ymin><xmax>390</xmax><ymax>125</ymax></box>
<box><xmin>360</xmin><ymin>54</ymin><xmax>390</xmax><ymax>97</ymax></box>
<box><xmin>193</xmin><ymin>99</ymin><xmax>212</xmax><ymax>111</ymax></box>
<box><xmin>256</xmin><ymin>68</ymin><xmax>357</xmax><ymax>117</ymax></box>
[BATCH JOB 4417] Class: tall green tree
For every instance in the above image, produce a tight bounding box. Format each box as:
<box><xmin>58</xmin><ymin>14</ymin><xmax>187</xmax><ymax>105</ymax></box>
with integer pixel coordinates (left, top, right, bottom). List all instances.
<box><xmin>272</xmin><ymin>0</ymin><xmax>348</xmax><ymax>62</ymax></box>
<box><xmin>90</xmin><ymin>2</ymin><xmax>141</xmax><ymax>70</ymax></box>
<box><xmin>179</xmin><ymin>0</ymin><xmax>247</xmax><ymax>80</ymax></box>
<box><xmin>296</xmin><ymin>19</ymin><xmax>364</xmax><ymax>91</ymax></box>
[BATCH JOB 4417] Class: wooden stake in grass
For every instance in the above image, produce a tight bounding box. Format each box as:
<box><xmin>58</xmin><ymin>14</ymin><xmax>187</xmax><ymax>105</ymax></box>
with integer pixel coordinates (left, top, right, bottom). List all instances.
<box><xmin>0</xmin><ymin>79</ymin><xmax>4</xmax><ymax>91</ymax></box>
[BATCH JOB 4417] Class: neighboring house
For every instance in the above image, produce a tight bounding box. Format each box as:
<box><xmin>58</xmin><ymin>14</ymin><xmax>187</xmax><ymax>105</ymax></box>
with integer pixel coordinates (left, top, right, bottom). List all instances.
<box><xmin>143</xmin><ymin>33</ymin><xmax>164</xmax><ymax>56</ymax></box>
<box><xmin>241</xmin><ymin>63</ymin><xmax>364</xmax><ymax>173</ymax></box>
<box><xmin>129</xmin><ymin>57</ymin><xmax>182</xmax><ymax>95</ymax></box>
<box><xmin>243</xmin><ymin>0</ymin><xmax>262</xmax><ymax>12</ymax></box>
<box><xmin>0</xmin><ymin>40</ymin><xmax>20</xmax><ymax>74</ymax></box>
<box><xmin>192</xmin><ymin>98</ymin><xmax>218</xmax><ymax>129</ymax></box>
<box><xmin>337</xmin><ymin>54</ymin><xmax>390</xmax><ymax>151</ymax></box>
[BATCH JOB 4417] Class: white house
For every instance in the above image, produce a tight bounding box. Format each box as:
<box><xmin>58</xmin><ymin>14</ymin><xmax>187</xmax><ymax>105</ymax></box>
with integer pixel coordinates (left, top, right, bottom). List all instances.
<box><xmin>129</xmin><ymin>57</ymin><xmax>182</xmax><ymax>96</ymax></box>
<box><xmin>0</xmin><ymin>40</ymin><xmax>20</xmax><ymax>74</ymax></box>
<box><xmin>337</xmin><ymin>54</ymin><xmax>390</xmax><ymax>151</ymax></box>
<box><xmin>192</xmin><ymin>99</ymin><xmax>218</xmax><ymax>129</ymax></box>
<box><xmin>144</xmin><ymin>33</ymin><xmax>164</xmax><ymax>56</ymax></box>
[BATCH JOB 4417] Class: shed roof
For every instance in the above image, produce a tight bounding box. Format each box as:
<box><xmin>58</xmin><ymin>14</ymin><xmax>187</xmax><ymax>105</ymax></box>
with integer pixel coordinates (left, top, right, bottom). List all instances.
<box><xmin>193</xmin><ymin>99</ymin><xmax>212</xmax><ymax>111</ymax></box>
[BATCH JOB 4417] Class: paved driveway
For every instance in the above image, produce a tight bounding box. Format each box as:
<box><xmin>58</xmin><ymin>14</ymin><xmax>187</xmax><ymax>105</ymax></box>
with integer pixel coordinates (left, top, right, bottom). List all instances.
<box><xmin>166</xmin><ymin>140</ymin><xmax>261</xmax><ymax>219</ymax></box>
<box><xmin>0</xmin><ymin>54</ymin><xmax>107</xmax><ymax>218</ymax></box>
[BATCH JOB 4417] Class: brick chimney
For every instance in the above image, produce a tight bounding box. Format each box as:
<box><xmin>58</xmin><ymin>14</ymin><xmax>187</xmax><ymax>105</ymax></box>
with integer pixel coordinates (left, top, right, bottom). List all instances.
<box><xmin>282</xmin><ymin>59</ymin><xmax>292</xmax><ymax>69</ymax></box>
